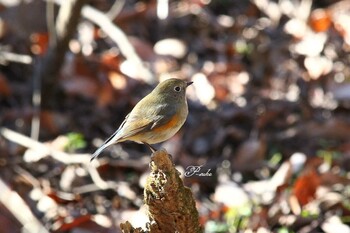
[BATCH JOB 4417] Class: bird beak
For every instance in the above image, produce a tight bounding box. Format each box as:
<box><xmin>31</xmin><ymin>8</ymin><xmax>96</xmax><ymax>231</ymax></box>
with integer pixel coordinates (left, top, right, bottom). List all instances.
<box><xmin>186</xmin><ymin>81</ymin><xmax>193</xmax><ymax>87</ymax></box>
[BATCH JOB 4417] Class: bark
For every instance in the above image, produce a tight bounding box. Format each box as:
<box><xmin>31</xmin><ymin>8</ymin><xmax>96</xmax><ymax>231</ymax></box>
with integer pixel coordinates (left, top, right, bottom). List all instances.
<box><xmin>120</xmin><ymin>149</ymin><xmax>202</xmax><ymax>233</ymax></box>
<box><xmin>34</xmin><ymin>0</ymin><xmax>87</xmax><ymax>109</ymax></box>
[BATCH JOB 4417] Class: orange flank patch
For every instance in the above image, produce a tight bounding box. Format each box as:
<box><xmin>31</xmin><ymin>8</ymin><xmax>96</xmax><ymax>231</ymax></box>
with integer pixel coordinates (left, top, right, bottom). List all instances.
<box><xmin>152</xmin><ymin>114</ymin><xmax>180</xmax><ymax>132</ymax></box>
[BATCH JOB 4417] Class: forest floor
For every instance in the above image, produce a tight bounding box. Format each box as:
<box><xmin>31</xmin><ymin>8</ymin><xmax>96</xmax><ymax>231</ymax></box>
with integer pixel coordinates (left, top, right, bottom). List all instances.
<box><xmin>1</xmin><ymin>0</ymin><xmax>350</xmax><ymax>232</ymax></box>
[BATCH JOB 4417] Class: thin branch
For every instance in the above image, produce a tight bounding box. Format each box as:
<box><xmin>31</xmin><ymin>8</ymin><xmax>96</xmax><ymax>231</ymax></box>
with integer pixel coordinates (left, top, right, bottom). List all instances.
<box><xmin>0</xmin><ymin>127</ymin><xmax>112</xmax><ymax>190</ymax></box>
<box><xmin>1</xmin><ymin>127</ymin><xmax>90</xmax><ymax>164</ymax></box>
<box><xmin>0</xmin><ymin>51</ymin><xmax>33</xmax><ymax>64</ymax></box>
<box><xmin>106</xmin><ymin>0</ymin><xmax>126</xmax><ymax>20</ymax></box>
<box><xmin>47</xmin><ymin>0</ymin><xmax>154</xmax><ymax>83</ymax></box>
<box><xmin>0</xmin><ymin>178</ymin><xmax>49</xmax><ymax>233</ymax></box>
<box><xmin>35</xmin><ymin>0</ymin><xmax>87</xmax><ymax>110</ymax></box>
<box><xmin>46</xmin><ymin>0</ymin><xmax>57</xmax><ymax>46</ymax></box>
<box><xmin>31</xmin><ymin>0</ymin><xmax>87</xmax><ymax>142</ymax></box>
<box><xmin>81</xmin><ymin>5</ymin><xmax>154</xmax><ymax>83</ymax></box>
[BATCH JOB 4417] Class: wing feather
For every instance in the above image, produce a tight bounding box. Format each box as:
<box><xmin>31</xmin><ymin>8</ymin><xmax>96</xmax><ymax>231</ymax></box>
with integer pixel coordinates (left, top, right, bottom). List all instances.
<box><xmin>91</xmin><ymin>100</ymin><xmax>177</xmax><ymax>161</ymax></box>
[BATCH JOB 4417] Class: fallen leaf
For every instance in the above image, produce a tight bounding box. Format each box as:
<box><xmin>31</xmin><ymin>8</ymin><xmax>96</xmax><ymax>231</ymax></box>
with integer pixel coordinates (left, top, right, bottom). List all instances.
<box><xmin>309</xmin><ymin>9</ymin><xmax>332</xmax><ymax>32</ymax></box>
<box><xmin>0</xmin><ymin>72</ymin><xmax>11</xmax><ymax>96</ymax></box>
<box><xmin>292</xmin><ymin>168</ymin><xmax>321</xmax><ymax>207</ymax></box>
<box><xmin>60</xmin><ymin>75</ymin><xmax>98</xmax><ymax>98</ymax></box>
<box><xmin>40</xmin><ymin>111</ymin><xmax>69</xmax><ymax>135</ymax></box>
<box><xmin>209</xmin><ymin>74</ymin><xmax>230</xmax><ymax>102</ymax></box>
<box><xmin>100</xmin><ymin>49</ymin><xmax>121</xmax><ymax>72</ymax></box>
<box><xmin>60</xmin><ymin>55</ymin><xmax>101</xmax><ymax>100</ymax></box>
<box><xmin>248</xmin><ymin>206</ymin><xmax>269</xmax><ymax>231</ymax></box>
<box><xmin>129</xmin><ymin>36</ymin><xmax>156</xmax><ymax>62</ymax></box>
<box><xmin>97</xmin><ymin>80</ymin><xmax>115</xmax><ymax>107</ymax></box>
<box><xmin>0</xmin><ymin>203</ymin><xmax>21</xmax><ymax>233</ymax></box>
<box><xmin>30</xmin><ymin>32</ymin><xmax>49</xmax><ymax>55</ymax></box>
<box><xmin>232</xmin><ymin>135</ymin><xmax>267</xmax><ymax>172</ymax></box>
<box><xmin>55</xmin><ymin>215</ymin><xmax>92</xmax><ymax>232</ymax></box>
<box><xmin>46</xmin><ymin>190</ymin><xmax>80</xmax><ymax>204</ymax></box>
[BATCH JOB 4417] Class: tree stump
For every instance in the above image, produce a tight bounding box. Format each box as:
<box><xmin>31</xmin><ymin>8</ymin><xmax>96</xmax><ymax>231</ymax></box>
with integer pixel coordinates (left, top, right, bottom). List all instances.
<box><xmin>120</xmin><ymin>149</ymin><xmax>202</xmax><ymax>233</ymax></box>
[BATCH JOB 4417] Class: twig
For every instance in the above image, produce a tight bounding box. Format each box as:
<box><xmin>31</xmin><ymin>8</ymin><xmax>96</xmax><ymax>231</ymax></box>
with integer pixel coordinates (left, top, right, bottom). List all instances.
<box><xmin>30</xmin><ymin>59</ymin><xmax>41</xmax><ymax>141</ymax></box>
<box><xmin>73</xmin><ymin>181</ymin><xmax>118</xmax><ymax>194</ymax></box>
<box><xmin>0</xmin><ymin>127</ymin><xmax>112</xmax><ymax>190</ymax></box>
<box><xmin>81</xmin><ymin>5</ymin><xmax>154</xmax><ymax>83</ymax></box>
<box><xmin>46</xmin><ymin>0</ymin><xmax>57</xmax><ymax>46</ymax></box>
<box><xmin>46</xmin><ymin>0</ymin><xmax>154</xmax><ymax>83</ymax></box>
<box><xmin>0</xmin><ymin>178</ymin><xmax>49</xmax><ymax>233</ymax></box>
<box><xmin>84</xmin><ymin>163</ymin><xmax>110</xmax><ymax>189</ymax></box>
<box><xmin>31</xmin><ymin>0</ymin><xmax>87</xmax><ymax>142</ymax></box>
<box><xmin>106</xmin><ymin>0</ymin><xmax>126</xmax><ymax>20</ymax></box>
<box><xmin>73</xmin><ymin>181</ymin><xmax>142</xmax><ymax>206</ymax></box>
<box><xmin>13</xmin><ymin>166</ymin><xmax>41</xmax><ymax>188</ymax></box>
<box><xmin>34</xmin><ymin>0</ymin><xmax>87</xmax><ymax>110</ymax></box>
<box><xmin>1</xmin><ymin>127</ymin><xmax>90</xmax><ymax>164</ymax></box>
<box><xmin>0</xmin><ymin>51</ymin><xmax>33</xmax><ymax>64</ymax></box>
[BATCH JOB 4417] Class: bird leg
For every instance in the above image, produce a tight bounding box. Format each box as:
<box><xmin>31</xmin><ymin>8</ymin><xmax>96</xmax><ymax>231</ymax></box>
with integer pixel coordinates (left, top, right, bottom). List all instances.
<box><xmin>143</xmin><ymin>142</ymin><xmax>156</xmax><ymax>153</ymax></box>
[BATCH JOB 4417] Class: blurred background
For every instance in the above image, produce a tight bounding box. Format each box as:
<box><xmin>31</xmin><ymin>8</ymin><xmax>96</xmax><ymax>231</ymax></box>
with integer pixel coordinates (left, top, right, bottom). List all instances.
<box><xmin>1</xmin><ymin>0</ymin><xmax>350</xmax><ymax>232</ymax></box>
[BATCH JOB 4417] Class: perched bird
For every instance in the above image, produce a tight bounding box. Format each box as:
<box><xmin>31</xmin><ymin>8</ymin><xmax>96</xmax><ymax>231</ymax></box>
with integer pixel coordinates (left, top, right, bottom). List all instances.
<box><xmin>91</xmin><ymin>78</ymin><xmax>193</xmax><ymax>161</ymax></box>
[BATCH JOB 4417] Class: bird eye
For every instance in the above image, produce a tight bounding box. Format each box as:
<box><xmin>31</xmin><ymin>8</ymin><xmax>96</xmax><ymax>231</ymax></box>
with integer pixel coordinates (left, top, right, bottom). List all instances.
<box><xmin>174</xmin><ymin>86</ymin><xmax>181</xmax><ymax>92</ymax></box>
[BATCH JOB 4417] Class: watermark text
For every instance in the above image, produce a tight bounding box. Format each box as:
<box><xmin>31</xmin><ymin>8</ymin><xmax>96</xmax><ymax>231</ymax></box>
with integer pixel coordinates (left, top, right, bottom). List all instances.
<box><xmin>184</xmin><ymin>165</ymin><xmax>212</xmax><ymax>177</ymax></box>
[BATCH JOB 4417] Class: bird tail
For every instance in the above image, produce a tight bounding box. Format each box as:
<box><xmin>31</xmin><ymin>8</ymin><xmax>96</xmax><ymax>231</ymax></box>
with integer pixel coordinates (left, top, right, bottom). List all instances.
<box><xmin>90</xmin><ymin>129</ymin><xmax>120</xmax><ymax>161</ymax></box>
<box><xmin>90</xmin><ymin>143</ymin><xmax>110</xmax><ymax>161</ymax></box>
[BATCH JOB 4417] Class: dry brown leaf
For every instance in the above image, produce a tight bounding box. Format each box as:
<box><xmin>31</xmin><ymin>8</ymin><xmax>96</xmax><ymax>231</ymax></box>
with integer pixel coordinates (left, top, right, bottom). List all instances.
<box><xmin>210</xmin><ymin>74</ymin><xmax>230</xmax><ymax>102</ymax></box>
<box><xmin>309</xmin><ymin>9</ymin><xmax>332</xmax><ymax>33</ymax></box>
<box><xmin>292</xmin><ymin>168</ymin><xmax>321</xmax><ymax>207</ymax></box>
<box><xmin>30</xmin><ymin>32</ymin><xmax>49</xmax><ymax>55</ymax></box>
<box><xmin>54</xmin><ymin>215</ymin><xmax>93</xmax><ymax>232</ymax></box>
<box><xmin>46</xmin><ymin>190</ymin><xmax>80</xmax><ymax>204</ymax></box>
<box><xmin>0</xmin><ymin>72</ymin><xmax>11</xmax><ymax>96</ymax></box>
<box><xmin>60</xmin><ymin>55</ymin><xmax>100</xmax><ymax>99</ymax></box>
<box><xmin>303</xmin><ymin>118</ymin><xmax>350</xmax><ymax>139</ymax></box>
<box><xmin>248</xmin><ymin>206</ymin><xmax>269</xmax><ymax>231</ymax></box>
<box><xmin>100</xmin><ymin>50</ymin><xmax>121</xmax><ymax>71</ymax></box>
<box><xmin>129</xmin><ymin>36</ymin><xmax>156</xmax><ymax>62</ymax></box>
<box><xmin>97</xmin><ymin>80</ymin><xmax>115</xmax><ymax>107</ymax></box>
<box><xmin>232</xmin><ymin>136</ymin><xmax>267</xmax><ymax>171</ymax></box>
<box><xmin>0</xmin><ymin>203</ymin><xmax>21</xmax><ymax>233</ymax></box>
<box><xmin>40</xmin><ymin>111</ymin><xmax>69</xmax><ymax>135</ymax></box>
<box><xmin>60</xmin><ymin>75</ymin><xmax>98</xmax><ymax>98</ymax></box>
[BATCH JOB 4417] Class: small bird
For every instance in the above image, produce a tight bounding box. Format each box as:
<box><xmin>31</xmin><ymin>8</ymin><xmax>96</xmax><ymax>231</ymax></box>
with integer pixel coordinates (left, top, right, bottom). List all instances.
<box><xmin>91</xmin><ymin>78</ymin><xmax>193</xmax><ymax>161</ymax></box>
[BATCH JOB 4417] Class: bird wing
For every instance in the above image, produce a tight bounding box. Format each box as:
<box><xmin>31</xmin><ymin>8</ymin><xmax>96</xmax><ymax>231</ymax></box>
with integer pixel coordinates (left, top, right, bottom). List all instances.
<box><xmin>117</xmin><ymin>116</ymin><xmax>153</xmax><ymax>140</ymax></box>
<box><xmin>90</xmin><ymin>113</ymin><xmax>152</xmax><ymax>161</ymax></box>
<box><xmin>119</xmin><ymin>102</ymin><xmax>177</xmax><ymax>139</ymax></box>
<box><xmin>91</xmin><ymin>102</ymin><xmax>177</xmax><ymax>161</ymax></box>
